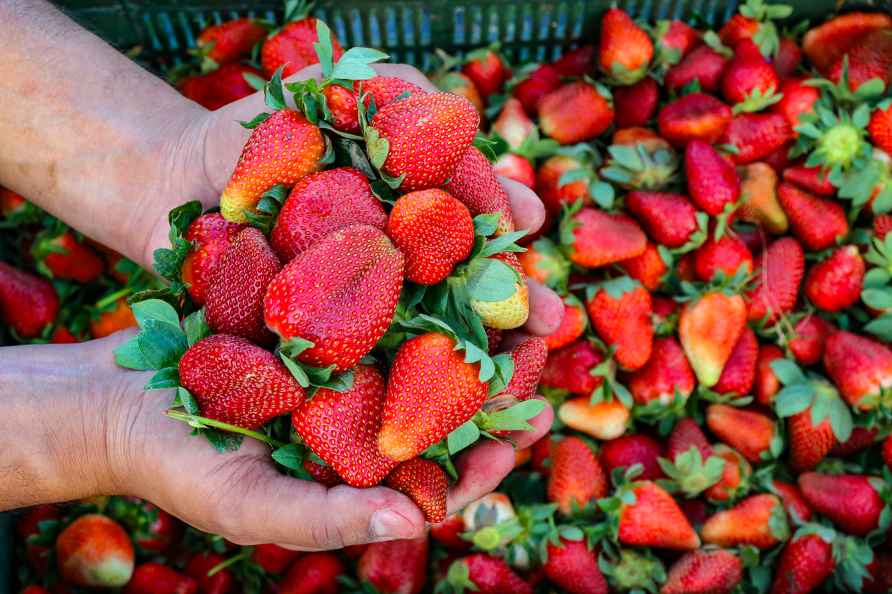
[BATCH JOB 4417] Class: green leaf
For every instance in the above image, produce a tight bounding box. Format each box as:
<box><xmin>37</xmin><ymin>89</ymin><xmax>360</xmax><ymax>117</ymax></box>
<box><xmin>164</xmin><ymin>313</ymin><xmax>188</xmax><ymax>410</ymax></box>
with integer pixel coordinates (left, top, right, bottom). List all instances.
<box><xmin>240</xmin><ymin>112</ymin><xmax>271</xmax><ymax>129</ymax></box>
<box><xmin>314</xmin><ymin>20</ymin><xmax>334</xmax><ymax>79</ymax></box>
<box><xmin>480</xmin><ymin>231</ymin><xmax>527</xmax><ymax>258</ymax></box>
<box><xmin>264</xmin><ymin>67</ymin><xmax>287</xmax><ymax>111</ymax></box>
<box><xmin>137</xmin><ymin>321</ymin><xmax>188</xmax><ymax>369</ymax></box>
<box><xmin>466</xmin><ymin>258</ymin><xmax>518</xmax><ymax>302</ymax></box>
<box><xmin>473</xmin><ymin>213</ymin><xmax>501</xmax><ymax>237</ymax></box>
<box><xmin>331</xmin><ymin>47</ymin><xmax>390</xmax><ymax>81</ymax></box>
<box><xmin>484</xmin><ymin>399</ymin><xmax>546</xmax><ymax>431</ymax></box>
<box><xmin>183</xmin><ymin>309</ymin><xmax>211</xmax><ymax>346</ymax></box>
<box><xmin>447</xmin><ymin>420</ymin><xmax>480</xmax><ymax>455</ymax></box>
<box><xmin>828</xmin><ymin>398</ymin><xmax>854</xmax><ymax>442</ymax></box>
<box><xmin>132</xmin><ymin>299</ymin><xmax>181</xmax><ymax>330</ymax></box>
<box><xmin>113</xmin><ymin>337</ymin><xmax>152</xmax><ymax>370</ymax></box>
<box><xmin>865</xmin><ymin>314</ymin><xmax>892</xmax><ymax>341</ymax></box>
<box><xmin>770</xmin><ymin>358</ymin><xmax>807</xmax><ymax>386</ymax></box>
<box><xmin>463</xmin><ymin>340</ymin><xmax>495</xmax><ymax>382</ymax></box>
<box><xmin>145</xmin><ymin>366</ymin><xmax>179</xmax><ymax>390</ymax></box>
<box><xmin>774</xmin><ymin>384</ymin><xmax>814</xmax><ymax>417</ymax></box>
<box><xmin>271</xmin><ymin>444</ymin><xmax>305</xmax><ymax>471</ymax></box>
<box><xmin>487</xmin><ymin>353</ymin><xmax>515</xmax><ymax>396</ymax></box>
<box><xmin>174</xmin><ymin>386</ymin><xmax>200</xmax><ymax>415</ymax></box>
<box><xmin>862</xmin><ymin>288</ymin><xmax>892</xmax><ymax>311</ymax></box>
<box><xmin>279</xmin><ymin>353</ymin><xmax>311</xmax><ymax>388</ymax></box>
<box><xmin>204</xmin><ymin>430</ymin><xmax>244</xmax><ymax>453</ymax></box>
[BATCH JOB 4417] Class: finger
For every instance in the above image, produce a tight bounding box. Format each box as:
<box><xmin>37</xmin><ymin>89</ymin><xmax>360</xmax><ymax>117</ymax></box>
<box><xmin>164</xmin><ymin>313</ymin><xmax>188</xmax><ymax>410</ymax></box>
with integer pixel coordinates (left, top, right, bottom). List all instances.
<box><xmin>499</xmin><ymin>176</ymin><xmax>546</xmax><ymax>236</ymax></box>
<box><xmin>525</xmin><ymin>279</ymin><xmax>564</xmax><ymax>336</ymax></box>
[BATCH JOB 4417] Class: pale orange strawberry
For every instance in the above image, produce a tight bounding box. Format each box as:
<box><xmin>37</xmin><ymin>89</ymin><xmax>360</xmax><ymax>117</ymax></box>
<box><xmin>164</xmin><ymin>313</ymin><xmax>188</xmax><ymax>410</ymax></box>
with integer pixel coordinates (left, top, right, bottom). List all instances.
<box><xmin>701</xmin><ymin>494</ymin><xmax>789</xmax><ymax>548</ymax></box>
<box><xmin>679</xmin><ymin>292</ymin><xmax>747</xmax><ymax>387</ymax></box>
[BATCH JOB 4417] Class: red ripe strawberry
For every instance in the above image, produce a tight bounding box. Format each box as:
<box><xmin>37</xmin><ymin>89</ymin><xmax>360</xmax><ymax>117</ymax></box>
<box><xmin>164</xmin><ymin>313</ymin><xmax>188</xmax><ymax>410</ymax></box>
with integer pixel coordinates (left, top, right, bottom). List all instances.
<box><xmin>293</xmin><ymin>365</ymin><xmax>396</xmax><ymax>487</ymax></box>
<box><xmin>720</xmin><ymin>113</ymin><xmax>793</xmax><ymax>164</ymax></box>
<box><xmin>667</xmin><ymin>417</ymin><xmax>712</xmax><ymax>462</ymax></box>
<box><xmin>554</xmin><ymin>45</ymin><xmax>597</xmax><ymax>76</ymax></box>
<box><xmin>513</xmin><ymin>64</ymin><xmax>562</xmax><ymax>115</ymax></box>
<box><xmin>721</xmin><ymin>43</ymin><xmax>780</xmax><ymax>106</ymax></box>
<box><xmin>270</xmin><ymin>167</ymin><xmax>387</xmax><ymax>262</ymax></box>
<box><xmin>662</xmin><ymin>549</ymin><xmax>743</xmax><ymax>594</ymax></box>
<box><xmin>707</xmin><ymin>404</ymin><xmax>776</xmax><ymax>462</ymax></box>
<box><xmin>179</xmin><ymin>335</ymin><xmax>304</xmax><ymax>429</ymax></box>
<box><xmin>492</xmin><ymin>98</ymin><xmax>534</xmax><ymax>150</ymax></box>
<box><xmin>444</xmin><ymin>146</ymin><xmax>515</xmax><ymax>234</ymax></box>
<box><xmin>370</xmin><ymin>92</ymin><xmax>479</xmax><ymax>192</ymax></box>
<box><xmin>679</xmin><ymin>292</ymin><xmax>747</xmax><ymax>387</ymax></box>
<box><xmin>694</xmin><ymin>234</ymin><xmax>753</xmax><ymax>281</ymax></box>
<box><xmin>0</xmin><ymin>262</ymin><xmax>59</xmax><ymax>338</ymax></box>
<box><xmin>655</xmin><ymin>20</ymin><xmax>700</xmax><ymax>62</ymax></box>
<box><xmin>21</xmin><ymin>587</ymin><xmax>49</xmax><ymax>594</ymax></box>
<box><xmin>536</xmin><ymin>154</ymin><xmax>592</xmax><ymax>217</ymax></box>
<box><xmin>705</xmin><ymin>444</ymin><xmax>751</xmax><ymax>502</ymax></box>
<box><xmin>539</xmin><ymin>81</ymin><xmax>614</xmax><ymax>144</ymax></box>
<box><xmin>788</xmin><ymin>315</ymin><xmax>834</xmax><ymax>365</ymax></box>
<box><xmin>303</xmin><ymin>460</ymin><xmax>343</xmax><ymax>487</ymax></box>
<box><xmin>17</xmin><ymin>504</ymin><xmax>60</xmax><ymax>573</ymax></box>
<box><xmin>823</xmin><ymin>330</ymin><xmax>892</xmax><ymax>410</ymax></box>
<box><xmin>782</xmin><ymin>165</ymin><xmax>834</xmax><ymax>196</ymax></box>
<box><xmin>869</xmin><ymin>103</ymin><xmax>892</xmax><ymax>155</ymax></box>
<box><xmin>544</xmin><ymin>538</ymin><xmax>608</xmax><ymax>594</ymax></box>
<box><xmin>620</xmin><ymin>242</ymin><xmax>668</xmax><ymax>291</ymax></box>
<box><xmin>685</xmin><ymin>140</ymin><xmax>741</xmax><ymax>215</ymax></box>
<box><xmin>261</xmin><ymin>18</ymin><xmax>343</xmax><ymax>78</ymax></box>
<box><xmin>378</xmin><ymin>332</ymin><xmax>488</xmax><ymax>461</ymax></box>
<box><xmin>773</xmin><ymin>79</ymin><xmax>820</xmax><ymax>133</ymax></box>
<box><xmin>435</xmin><ymin>71</ymin><xmax>484</xmax><ymax>115</ymax></box>
<box><xmin>51</xmin><ymin>326</ymin><xmax>79</xmax><ymax>343</ymax></box>
<box><xmin>518</xmin><ymin>237</ymin><xmax>570</xmax><ymax>289</ymax></box>
<box><xmin>775</xmin><ymin>38</ymin><xmax>803</xmax><ymax>80</ymax></box>
<box><xmin>459</xmin><ymin>554</ymin><xmax>532</xmax><ymax>594</ymax></box>
<box><xmin>875</xmin><ymin>214</ymin><xmax>892</xmax><ymax>239</ymax></box>
<box><xmin>327</xmin><ymin>77</ymin><xmax>425</xmax><ymax>133</ymax></box>
<box><xmin>205</xmin><ymin>227</ymin><xmax>281</xmax><ymax>345</ymax></box>
<box><xmin>802</xmin><ymin>11</ymin><xmax>892</xmax><ymax>74</ymax></box>
<box><xmin>56</xmin><ymin>515</ymin><xmax>134</xmax><ymax>588</ymax></box>
<box><xmin>251</xmin><ymin>544</ymin><xmax>300</xmax><ymax>574</ymax></box>
<box><xmin>530</xmin><ymin>434</ymin><xmax>554</xmax><ymax>474</ymax></box>
<box><xmin>788</xmin><ymin>407</ymin><xmax>836</xmax><ymax>473</ymax></box>
<box><xmin>564</xmin><ymin>208</ymin><xmax>647</xmax><ymax>267</ymax></box>
<box><xmin>798</xmin><ymin>472</ymin><xmax>884</xmax><ymax>536</ymax></box>
<box><xmin>713</xmin><ymin>326</ymin><xmax>758</xmax><ymax>396</ymax></box>
<box><xmin>600</xmin><ymin>433</ymin><xmax>663</xmax><ymax>480</ymax></box>
<box><xmin>599</xmin><ymin>8</ymin><xmax>654</xmax><ymax>85</ymax></box>
<box><xmin>265</xmin><ymin>225</ymin><xmax>403</xmax><ymax>371</ymax></box>
<box><xmin>658</xmin><ymin>93</ymin><xmax>733</xmax><ymax>147</ymax></box>
<box><xmin>629</xmin><ymin>337</ymin><xmax>695</xmax><ymax>406</ymax></box>
<box><xmin>829</xmin><ymin>29</ymin><xmax>892</xmax><ymax>90</ymax></box>
<box><xmin>548</xmin><ymin>436</ymin><xmax>607</xmax><ymax>514</ymax></box>
<box><xmin>777</xmin><ymin>183</ymin><xmax>848</xmax><ymax>251</ymax></box>
<box><xmin>0</xmin><ymin>186</ymin><xmax>27</xmax><ymax>216</ymax></box>
<box><xmin>541</xmin><ymin>339</ymin><xmax>604</xmax><ymax>394</ymax></box>
<box><xmin>832</xmin><ymin>426</ymin><xmax>878</xmax><ymax>457</ymax></box>
<box><xmin>124</xmin><ymin>563</ymin><xmax>197</xmax><ymax>594</ymax></box>
<box><xmin>747</xmin><ymin>237</ymin><xmax>805</xmax><ymax>323</ymax></box>
<box><xmin>625</xmin><ymin>191</ymin><xmax>699</xmax><ymax>248</ymax></box>
<box><xmin>701</xmin><ymin>494</ymin><xmax>789</xmax><ymax>548</ymax></box>
<box><xmin>501</xmin><ymin>336</ymin><xmax>548</xmax><ymax>401</ymax></box>
<box><xmin>179</xmin><ymin>64</ymin><xmax>263</xmax><ymax>111</ymax></box>
<box><xmin>358</xmin><ymin>538</ymin><xmax>428</xmax><ymax>594</ymax></box>
<box><xmin>665</xmin><ymin>45</ymin><xmax>728</xmax><ymax>94</ymax></box>
<box><xmin>197</xmin><ymin>18</ymin><xmax>267</xmax><ymax>65</ymax></box>
<box><xmin>771</xmin><ymin>532</ymin><xmax>835</xmax><ymax>594</ymax></box>
<box><xmin>719</xmin><ymin>14</ymin><xmax>760</xmax><ymax>47</ymax></box>
<box><xmin>430</xmin><ymin>514</ymin><xmax>469</xmax><ymax>551</ymax></box>
<box><xmin>884</xmin><ymin>434</ymin><xmax>892</xmax><ymax>469</ymax></box>
<box><xmin>586</xmin><ymin>278</ymin><xmax>653</xmax><ymax>370</ymax></box>
<box><xmin>614</xmin><ymin>77</ymin><xmax>659</xmax><ymax>128</ymax></box>
<box><xmin>33</xmin><ymin>231</ymin><xmax>103</xmax><ymax>283</ymax></box>
<box><xmin>772</xmin><ymin>480</ymin><xmax>813</xmax><ymax>523</ymax></box>
<box><xmin>220</xmin><ymin>109</ymin><xmax>324</xmax><ymax>222</ymax></box>
<box><xmin>185</xmin><ymin>553</ymin><xmax>234</xmax><ymax>594</ymax></box>
<box><xmin>182</xmin><ymin>213</ymin><xmax>245</xmax><ymax>305</ymax></box>
<box><xmin>462</xmin><ymin>49</ymin><xmax>509</xmax><ymax>99</ymax></box>
<box><xmin>386</xmin><ymin>458</ymin><xmax>448</xmax><ymax>523</ymax></box>
<box><xmin>494</xmin><ymin>153</ymin><xmax>535</xmax><ymax>188</ymax></box>
<box><xmin>617</xmin><ymin>481</ymin><xmax>701</xmax><ymax>550</ymax></box>
<box><xmin>279</xmin><ymin>552</ymin><xmax>344</xmax><ymax>594</ymax></box>
<box><xmin>804</xmin><ymin>245</ymin><xmax>864</xmax><ymax>312</ymax></box>
<box><xmin>107</xmin><ymin>497</ymin><xmax>181</xmax><ymax>554</ymax></box>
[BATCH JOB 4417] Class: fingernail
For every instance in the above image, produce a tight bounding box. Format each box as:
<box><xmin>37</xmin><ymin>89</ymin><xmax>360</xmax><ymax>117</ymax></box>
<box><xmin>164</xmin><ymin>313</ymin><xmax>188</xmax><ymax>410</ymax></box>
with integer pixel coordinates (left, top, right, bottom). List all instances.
<box><xmin>370</xmin><ymin>509</ymin><xmax>416</xmax><ymax>540</ymax></box>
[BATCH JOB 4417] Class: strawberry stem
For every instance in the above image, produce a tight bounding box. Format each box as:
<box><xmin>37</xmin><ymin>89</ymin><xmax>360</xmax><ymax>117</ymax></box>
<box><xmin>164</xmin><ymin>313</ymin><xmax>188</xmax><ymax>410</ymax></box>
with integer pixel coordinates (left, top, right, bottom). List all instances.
<box><xmin>165</xmin><ymin>410</ymin><xmax>286</xmax><ymax>449</ymax></box>
<box><xmin>208</xmin><ymin>547</ymin><xmax>253</xmax><ymax>577</ymax></box>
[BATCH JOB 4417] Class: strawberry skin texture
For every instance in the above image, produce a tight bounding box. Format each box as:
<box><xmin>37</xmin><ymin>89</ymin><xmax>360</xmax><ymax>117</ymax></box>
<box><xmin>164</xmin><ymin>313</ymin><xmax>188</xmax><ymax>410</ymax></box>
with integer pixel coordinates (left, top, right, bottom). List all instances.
<box><xmin>798</xmin><ymin>472</ymin><xmax>884</xmax><ymax>536</ymax></box>
<box><xmin>662</xmin><ymin>549</ymin><xmax>743</xmax><ymax>594</ymax></box>
<box><xmin>280</xmin><ymin>552</ymin><xmax>345</xmax><ymax>594</ymax></box>
<box><xmin>625</xmin><ymin>191</ymin><xmax>699</xmax><ymax>248</ymax></box>
<box><xmin>444</xmin><ymin>146</ymin><xmax>515</xmax><ymax>234</ymax></box>
<box><xmin>545</xmin><ymin>297</ymin><xmax>587</xmax><ymax>350</ymax></box>
<box><xmin>771</xmin><ymin>534</ymin><xmax>834</xmax><ymax>594</ymax></box>
<box><xmin>600</xmin><ymin>434</ymin><xmax>664</xmax><ymax>481</ymax></box>
<box><xmin>599</xmin><ymin>8</ymin><xmax>653</xmax><ymax>85</ymax></box>
<box><xmin>823</xmin><ymin>330</ymin><xmax>892</xmax><ymax>410</ymax></box>
<box><xmin>629</xmin><ymin>337</ymin><xmax>695</xmax><ymax>405</ymax></box>
<box><xmin>804</xmin><ymin>245</ymin><xmax>864</xmax><ymax>312</ymax></box>
<box><xmin>707</xmin><ymin>404</ymin><xmax>776</xmax><ymax>463</ymax></box>
<box><xmin>701</xmin><ymin>494</ymin><xmax>789</xmax><ymax>548</ymax></box>
<box><xmin>621</xmin><ymin>242</ymin><xmax>668</xmax><ymax>291</ymax></box>
<box><xmin>539</xmin><ymin>81</ymin><xmax>614</xmax><ymax>144</ymax></box>
<box><xmin>721</xmin><ymin>46</ymin><xmax>779</xmax><ymax>105</ymax></box>
<box><xmin>559</xmin><ymin>398</ymin><xmax>630</xmax><ymax>441</ymax></box>
<box><xmin>679</xmin><ymin>292</ymin><xmax>747</xmax><ymax>387</ymax></box>
<box><xmin>378</xmin><ymin>332</ymin><xmax>488</xmax><ymax>462</ymax></box>
<box><xmin>56</xmin><ymin>515</ymin><xmax>134</xmax><ymax>588</ymax></box>
<box><xmin>462</xmin><ymin>554</ymin><xmax>532</xmax><ymax>594</ymax></box>
<box><xmin>0</xmin><ymin>261</ymin><xmax>59</xmax><ymax>338</ymax></box>
<box><xmin>665</xmin><ymin>45</ymin><xmax>727</xmax><ymax>94</ymax></box>
<box><xmin>782</xmin><ymin>164</ymin><xmax>834</xmax><ymax>196</ymax></box>
<box><xmin>548</xmin><ymin>436</ymin><xmax>607</xmax><ymax>515</ymax></box>
<box><xmin>181</xmin><ymin>213</ymin><xmax>245</xmax><ymax>305</ymax></box>
<box><xmin>713</xmin><ymin>326</ymin><xmax>758</xmax><ymax>396</ymax></box>
<box><xmin>619</xmin><ymin>481</ymin><xmax>700</xmax><ymax>550</ymax></box>
<box><xmin>772</xmin><ymin>480</ymin><xmax>813</xmax><ymax>524</ymax></box>
<box><xmin>502</xmin><ymin>336</ymin><xmax>547</xmax><ymax>401</ymax></box>
<box><xmin>37</xmin><ymin>231</ymin><xmax>104</xmax><ymax>283</ymax></box>
<box><xmin>385</xmin><ymin>458</ymin><xmax>448</xmax><ymax>523</ymax></box>
<box><xmin>326</xmin><ymin>77</ymin><xmax>424</xmax><ymax>134</ymax></box>
<box><xmin>540</xmin><ymin>339</ymin><xmax>604</xmax><ymax>394</ymax></box>
<box><xmin>90</xmin><ymin>298</ymin><xmax>137</xmax><ymax>339</ymax></box>
<box><xmin>470</xmin><ymin>252</ymin><xmax>530</xmax><ymax>330</ymax></box>
<box><xmin>358</xmin><ymin>538</ymin><xmax>428</xmax><ymax>594</ymax></box>
<box><xmin>462</xmin><ymin>49</ymin><xmax>509</xmax><ymax>99</ymax></box>
<box><xmin>614</xmin><ymin>77</ymin><xmax>659</xmax><ymax>128</ymax></box>
<box><xmin>124</xmin><ymin>563</ymin><xmax>197</xmax><ymax>594</ymax></box>
<box><xmin>293</xmin><ymin>365</ymin><xmax>396</xmax><ymax>487</ymax></box>
<box><xmin>386</xmin><ymin>189</ymin><xmax>474</xmax><ymax>285</ymax></box>
<box><xmin>774</xmin><ymin>79</ymin><xmax>820</xmax><ymax>133</ymax></box>
<box><xmin>658</xmin><ymin>93</ymin><xmax>732</xmax><ymax>147</ymax></box>
<box><xmin>721</xmin><ymin>113</ymin><xmax>793</xmax><ymax>165</ymax></box>
<box><xmin>789</xmin><ymin>405</ymin><xmax>836</xmax><ymax>473</ymax></box>
<box><xmin>747</xmin><ymin>237</ymin><xmax>805</xmax><ymax>323</ymax></box>
<box><xmin>738</xmin><ymin>162</ymin><xmax>787</xmax><ymax>233</ymax></box>
<box><xmin>264</xmin><ymin>225</ymin><xmax>404</xmax><ymax>372</ymax></box>
<box><xmin>513</xmin><ymin>63</ymin><xmax>562</xmax><ymax>115</ymax></box>
<box><xmin>370</xmin><ymin>92</ymin><xmax>479</xmax><ymax>192</ymax></box>
<box><xmin>788</xmin><ymin>315</ymin><xmax>834</xmax><ymax>365</ymax></box>
<box><xmin>777</xmin><ymin>183</ymin><xmax>848</xmax><ymax>251</ymax></box>
<box><xmin>685</xmin><ymin>140</ymin><xmax>741</xmax><ymax>216</ymax></box>
<box><xmin>829</xmin><ymin>29</ymin><xmax>892</xmax><ymax>90</ymax></box>
<box><xmin>586</xmin><ymin>282</ymin><xmax>654</xmax><ymax>370</ymax></box>
<box><xmin>205</xmin><ymin>227</ymin><xmax>281</xmax><ymax>345</ymax></box>
<box><xmin>197</xmin><ymin>18</ymin><xmax>267</xmax><ymax>65</ymax></box>
<box><xmin>186</xmin><ymin>552</ymin><xmax>235</xmax><ymax>594</ymax></box>
<box><xmin>492</xmin><ymin>97</ymin><xmax>535</xmax><ymax>149</ymax></box>
<box><xmin>869</xmin><ymin>102</ymin><xmax>892</xmax><ymax>155</ymax></box>
<box><xmin>179</xmin><ymin>334</ymin><xmax>305</xmax><ymax>429</ymax></box>
<box><xmin>544</xmin><ymin>538</ymin><xmax>608</xmax><ymax>594</ymax></box>
<box><xmin>802</xmin><ymin>11</ymin><xmax>892</xmax><ymax>73</ymax></box>
<box><xmin>270</xmin><ymin>167</ymin><xmax>387</xmax><ymax>262</ymax></box>
<box><xmin>694</xmin><ymin>234</ymin><xmax>753</xmax><ymax>282</ymax></box>
<box><xmin>261</xmin><ymin>18</ymin><xmax>343</xmax><ymax>78</ymax></box>
<box><xmin>220</xmin><ymin>110</ymin><xmax>324</xmax><ymax>222</ymax></box>
<box><xmin>566</xmin><ymin>207</ymin><xmax>647</xmax><ymax>267</ymax></box>
<box><xmin>179</xmin><ymin>64</ymin><xmax>263</xmax><ymax>111</ymax></box>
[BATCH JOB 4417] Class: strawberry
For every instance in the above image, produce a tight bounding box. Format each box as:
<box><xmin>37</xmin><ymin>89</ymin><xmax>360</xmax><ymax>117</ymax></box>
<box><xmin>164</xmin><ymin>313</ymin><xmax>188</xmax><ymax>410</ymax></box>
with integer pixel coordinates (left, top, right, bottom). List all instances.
<box><xmin>181</xmin><ymin>213</ymin><xmax>245</xmax><ymax>305</ymax></box>
<box><xmin>777</xmin><ymin>183</ymin><xmax>848</xmax><ymax>251</ymax></box>
<box><xmin>719</xmin><ymin>14</ymin><xmax>760</xmax><ymax>47</ymax></box>
<box><xmin>501</xmin><ymin>336</ymin><xmax>548</xmax><ymax>401</ymax></box>
<box><xmin>540</xmin><ymin>339</ymin><xmax>604</xmax><ymax>394</ymax></box>
<box><xmin>600</xmin><ymin>433</ymin><xmax>664</xmax><ymax>480</ymax></box>
<box><xmin>280</xmin><ymin>552</ymin><xmax>345</xmax><ymax>594</ymax></box>
<box><xmin>544</xmin><ymin>298</ymin><xmax>587</xmax><ymax>351</ymax></box>
<box><xmin>629</xmin><ymin>337</ymin><xmax>695</xmax><ymax>405</ymax></box>
<box><xmin>220</xmin><ymin>109</ymin><xmax>324</xmax><ymax>222</ymax></box>
<box><xmin>51</xmin><ymin>326</ymin><xmax>79</xmax><ymax>343</ymax></box>
<box><xmin>518</xmin><ymin>237</ymin><xmax>570</xmax><ymax>290</ymax></box>
<box><xmin>865</xmin><ymin>552</ymin><xmax>892</xmax><ymax>594</ymax></box>
<box><xmin>251</xmin><ymin>544</ymin><xmax>300</xmax><ymax>574</ymax></box>
<box><xmin>782</xmin><ymin>164</ymin><xmax>835</xmax><ymax>196</ymax></box>
<box><xmin>56</xmin><ymin>515</ymin><xmax>134</xmax><ymax>588</ymax></box>
<box><xmin>493</xmin><ymin>153</ymin><xmax>535</xmax><ymax>188</ymax></box>
<box><xmin>747</xmin><ymin>237</ymin><xmax>805</xmax><ymax>323</ymax></box>
<box><xmin>539</xmin><ymin>81</ymin><xmax>614</xmax><ymax>144</ymax></box>
<box><xmin>0</xmin><ymin>261</ymin><xmax>59</xmax><ymax>338</ymax></box>
<box><xmin>462</xmin><ymin>48</ymin><xmax>509</xmax><ymax>99</ymax></box>
<box><xmin>721</xmin><ymin>42</ymin><xmax>780</xmax><ymax>109</ymax></box>
<box><xmin>261</xmin><ymin>18</ymin><xmax>343</xmax><ymax>78</ymax></box>
<box><xmin>124</xmin><ymin>563</ymin><xmax>197</xmax><ymax>594</ymax></box>
<box><xmin>293</xmin><ymin>365</ymin><xmax>396</xmax><ymax>487</ymax></box>
<box><xmin>89</xmin><ymin>298</ymin><xmax>137</xmax><ymax>338</ymax></box>
<box><xmin>436</xmin><ymin>71</ymin><xmax>484</xmax><ymax>115</ymax></box>
<box><xmin>563</xmin><ymin>208</ymin><xmax>647</xmax><ymax>267</ymax></box>
<box><xmin>327</xmin><ymin>76</ymin><xmax>425</xmax><ymax>134</ymax></box>
<box><xmin>614</xmin><ymin>480</ymin><xmax>701</xmax><ymax>550</ymax></box>
<box><xmin>875</xmin><ymin>213</ymin><xmax>892</xmax><ymax>239</ymax></box>
<box><xmin>679</xmin><ymin>292</ymin><xmax>747</xmax><ymax>387</ymax></box>
<box><xmin>658</xmin><ymin>93</ymin><xmax>733</xmax><ymax>147</ymax></box>
<box><xmin>303</xmin><ymin>460</ymin><xmax>343</xmax><ymax>488</ymax></box>
<box><xmin>869</xmin><ymin>102</ymin><xmax>892</xmax><ymax>155</ymax></box>
<box><xmin>798</xmin><ymin>472</ymin><xmax>884</xmax><ymax>536</ymax></box>
<box><xmin>706</xmin><ymin>444</ymin><xmax>751</xmax><ymax>502</ymax></box>
<box><xmin>512</xmin><ymin>64</ymin><xmax>562</xmax><ymax>115</ymax></box>
<box><xmin>179</xmin><ymin>64</ymin><xmax>263</xmax><ymax>111</ymax></box>
<box><xmin>358</xmin><ymin>538</ymin><xmax>428</xmax><ymax>594</ymax></box>
<box><xmin>586</xmin><ymin>277</ymin><xmax>654</xmax><ymax>370</ymax></box>
<box><xmin>773</xmin><ymin>78</ymin><xmax>820</xmax><ymax>133</ymax></box>
<box><xmin>469</xmin><ymin>252</ymin><xmax>530</xmax><ymax>330</ymax></box>
<box><xmin>614</xmin><ymin>77</ymin><xmax>659</xmax><ymax>128</ymax></box>
<box><xmin>828</xmin><ymin>29</ymin><xmax>892</xmax><ymax>90</ymax></box>
<box><xmin>655</xmin><ymin>20</ymin><xmax>700</xmax><ymax>63</ymax></box>
<box><xmin>662</xmin><ymin>549</ymin><xmax>743</xmax><ymax>594</ymax></box>
<box><xmin>884</xmin><ymin>434</ymin><xmax>892</xmax><ymax>469</ymax></box>
<box><xmin>625</xmin><ymin>191</ymin><xmax>700</xmax><ymax>248</ymax></box>
<box><xmin>788</xmin><ymin>408</ymin><xmax>836</xmax><ymax>474</ymax></box>
<box><xmin>444</xmin><ymin>146</ymin><xmax>515</xmax><ymax>234</ymax></box>
<box><xmin>548</xmin><ymin>436</ymin><xmax>608</xmax><ymax>515</ymax></box>
<box><xmin>693</xmin><ymin>234</ymin><xmax>753</xmax><ymax>282</ymax></box>
<box><xmin>771</xmin><ymin>530</ymin><xmax>835</xmax><ymax>594</ymax></box>
<box><xmin>270</xmin><ymin>167</ymin><xmax>387</xmax><ymax>262</ymax></box>
<box><xmin>788</xmin><ymin>315</ymin><xmax>834</xmax><ymax>365</ymax></box>
<box><xmin>536</xmin><ymin>154</ymin><xmax>592</xmax><ymax>216</ymax></box>
<box><xmin>664</xmin><ymin>45</ymin><xmax>728</xmax><ymax>94</ymax></box>
<box><xmin>544</xmin><ymin>538</ymin><xmax>608</xmax><ymax>594</ymax></box>
<box><xmin>804</xmin><ymin>245</ymin><xmax>864</xmax><ymax>312</ymax></box>
<box><xmin>386</xmin><ymin>458</ymin><xmax>448</xmax><ymax>523</ymax></box>
<box><xmin>772</xmin><ymin>480</ymin><xmax>813</xmax><ymax>524</ymax></box>
<box><xmin>832</xmin><ymin>426</ymin><xmax>878</xmax><ymax>457</ymax></box>
<box><xmin>707</xmin><ymin>404</ymin><xmax>777</xmax><ymax>462</ymax></box>
<box><xmin>17</xmin><ymin>504</ymin><xmax>60</xmax><ymax>573</ymax></box>
<box><xmin>620</xmin><ymin>242</ymin><xmax>668</xmax><ymax>290</ymax></box>
<box><xmin>554</xmin><ymin>45</ymin><xmax>598</xmax><ymax>76</ymax></box>
<box><xmin>378</xmin><ymin>332</ymin><xmax>488</xmax><ymax>461</ymax></box>
<box><xmin>369</xmin><ymin>92</ymin><xmax>479</xmax><ymax>192</ymax></box>
<box><xmin>599</xmin><ymin>8</ymin><xmax>654</xmax><ymax>85</ymax></box>
<box><xmin>107</xmin><ymin>497</ymin><xmax>181</xmax><ymax>554</ymax></box>
<box><xmin>205</xmin><ymin>227</ymin><xmax>281</xmax><ymax>344</ymax></box>
<box><xmin>667</xmin><ymin>418</ymin><xmax>712</xmax><ymax>462</ymax></box>
<box><xmin>701</xmin><ymin>493</ymin><xmax>789</xmax><ymax>548</ymax></box>
<box><xmin>0</xmin><ymin>187</ymin><xmax>27</xmax><ymax>216</ymax></box>
<box><xmin>559</xmin><ymin>397</ymin><xmax>630</xmax><ymax>440</ymax></box>
<box><xmin>431</xmin><ymin>514</ymin><xmax>469</xmax><ymax>551</ymax></box>
<box><xmin>455</xmin><ymin>554</ymin><xmax>532</xmax><ymax>594</ymax></box>
<box><xmin>265</xmin><ymin>225</ymin><xmax>403</xmax><ymax>371</ymax></box>
<box><xmin>492</xmin><ymin>98</ymin><xmax>534</xmax><ymax>149</ymax></box>
<box><xmin>801</xmin><ymin>11</ymin><xmax>892</xmax><ymax>74</ymax></box>
<box><xmin>720</xmin><ymin>113</ymin><xmax>793</xmax><ymax>164</ymax></box>
<box><xmin>197</xmin><ymin>18</ymin><xmax>267</xmax><ymax>65</ymax></box>
<box><xmin>32</xmin><ymin>230</ymin><xmax>103</xmax><ymax>283</ymax></box>
<box><xmin>713</xmin><ymin>326</ymin><xmax>758</xmax><ymax>396</ymax></box>
<box><xmin>823</xmin><ymin>330</ymin><xmax>892</xmax><ymax>410</ymax></box>
<box><xmin>685</xmin><ymin>140</ymin><xmax>741</xmax><ymax>215</ymax></box>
